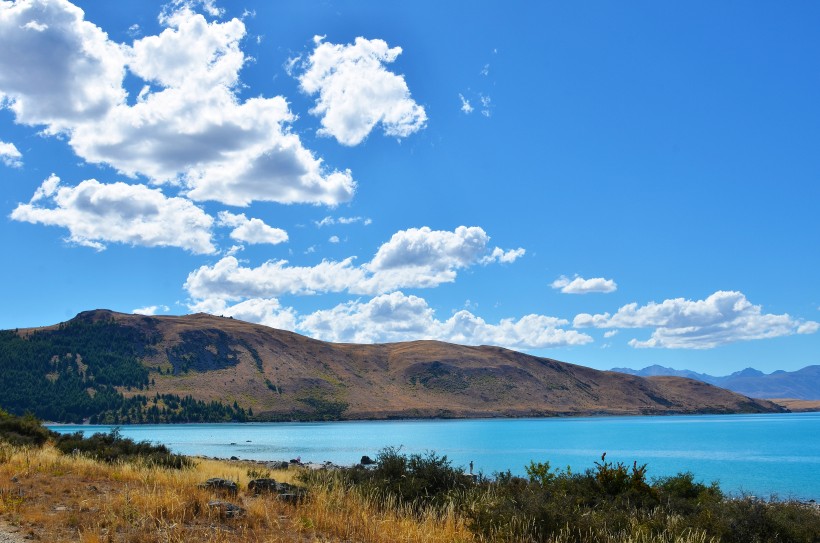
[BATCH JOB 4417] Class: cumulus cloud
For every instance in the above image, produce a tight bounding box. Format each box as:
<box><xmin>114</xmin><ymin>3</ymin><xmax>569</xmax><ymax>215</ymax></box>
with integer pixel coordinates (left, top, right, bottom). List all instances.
<box><xmin>185</xmin><ymin>225</ymin><xmax>525</xmax><ymax>301</ymax></box>
<box><xmin>0</xmin><ymin>0</ymin><xmax>127</xmax><ymax>131</ymax></box>
<box><xmin>0</xmin><ymin>141</ymin><xmax>22</xmax><ymax>167</ymax></box>
<box><xmin>297</xmin><ymin>36</ymin><xmax>427</xmax><ymax>146</ymax></box>
<box><xmin>551</xmin><ymin>275</ymin><xmax>617</xmax><ymax>294</ymax></box>
<box><xmin>573</xmin><ymin>290</ymin><xmax>819</xmax><ymax>349</ymax></box>
<box><xmin>185</xmin><ymin>255</ymin><xmax>365</xmax><ymax>300</ymax></box>
<box><xmin>11</xmin><ymin>175</ymin><xmax>215</xmax><ymax>253</ymax></box>
<box><xmin>0</xmin><ymin>1</ymin><xmax>355</xmax><ymax>207</ymax></box>
<box><xmin>299</xmin><ymin>291</ymin><xmax>593</xmax><ymax>348</ymax></box>
<box><xmin>217</xmin><ymin>211</ymin><xmax>288</xmax><ymax>245</ymax></box>
<box><xmin>189</xmin><ymin>297</ymin><xmax>298</xmax><ymax>330</ymax></box>
<box><xmin>329</xmin><ymin>235</ymin><xmax>340</xmax><ymax>243</ymax></box>
<box><xmin>133</xmin><ymin>304</ymin><xmax>169</xmax><ymax>315</ymax></box>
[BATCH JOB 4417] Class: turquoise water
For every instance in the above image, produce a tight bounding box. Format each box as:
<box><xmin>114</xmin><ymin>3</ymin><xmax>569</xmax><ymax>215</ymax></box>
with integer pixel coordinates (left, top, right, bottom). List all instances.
<box><xmin>49</xmin><ymin>412</ymin><xmax>820</xmax><ymax>500</ymax></box>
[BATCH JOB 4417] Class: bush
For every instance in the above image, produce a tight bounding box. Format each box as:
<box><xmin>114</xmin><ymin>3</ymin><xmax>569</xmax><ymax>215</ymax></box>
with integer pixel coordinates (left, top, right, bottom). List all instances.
<box><xmin>299</xmin><ymin>446</ymin><xmax>472</xmax><ymax>513</ymax></box>
<box><xmin>0</xmin><ymin>409</ymin><xmax>54</xmax><ymax>447</ymax></box>
<box><xmin>299</xmin><ymin>449</ymin><xmax>820</xmax><ymax>543</ymax></box>
<box><xmin>54</xmin><ymin>428</ymin><xmax>193</xmax><ymax>469</ymax></box>
<box><xmin>367</xmin><ymin>447</ymin><xmax>472</xmax><ymax>510</ymax></box>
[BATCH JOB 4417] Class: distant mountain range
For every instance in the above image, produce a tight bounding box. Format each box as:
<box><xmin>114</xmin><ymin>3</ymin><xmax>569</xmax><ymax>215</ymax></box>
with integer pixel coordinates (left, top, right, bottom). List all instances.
<box><xmin>610</xmin><ymin>365</ymin><xmax>820</xmax><ymax>400</ymax></box>
<box><xmin>0</xmin><ymin>310</ymin><xmax>784</xmax><ymax>423</ymax></box>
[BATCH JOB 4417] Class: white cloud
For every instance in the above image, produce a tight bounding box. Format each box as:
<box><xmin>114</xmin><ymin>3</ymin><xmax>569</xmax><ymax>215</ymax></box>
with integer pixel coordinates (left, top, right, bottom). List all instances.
<box><xmin>11</xmin><ymin>175</ymin><xmax>215</xmax><ymax>253</ymax></box>
<box><xmin>481</xmin><ymin>247</ymin><xmax>526</xmax><ymax>264</ymax></box>
<box><xmin>603</xmin><ymin>330</ymin><xmax>618</xmax><ymax>338</ymax></box>
<box><xmin>133</xmin><ymin>304</ymin><xmax>169</xmax><ymax>316</ymax></box>
<box><xmin>551</xmin><ymin>275</ymin><xmax>617</xmax><ymax>294</ymax></box>
<box><xmin>184</xmin><ymin>291</ymin><xmax>591</xmax><ymax>350</ymax></box>
<box><xmin>0</xmin><ymin>0</ymin><xmax>127</xmax><ymax>131</ymax></box>
<box><xmin>369</xmin><ymin>226</ymin><xmax>496</xmax><ymax>271</ymax></box>
<box><xmin>459</xmin><ymin>93</ymin><xmax>473</xmax><ymax>114</ymax></box>
<box><xmin>0</xmin><ymin>140</ymin><xmax>22</xmax><ymax>167</ymax></box>
<box><xmin>0</xmin><ymin>1</ymin><xmax>355</xmax><ymax>207</ymax></box>
<box><xmin>190</xmin><ymin>297</ymin><xmax>298</xmax><ymax>330</ymax></box>
<box><xmin>315</xmin><ymin>215</ymin><xmax>371</xmax><ymax>227</ymax></box>
<box><xmin>217</xmin><ymin>211</ymin><xmax>288</xmax><ymax>245</ymax></box>
<box><xmin>297</xmin><ymin>36</ymin><xmax>427</xmax><ymax>146</ymax></box>
<box><xmin>329</xmin><ymin>235</ymin><xmax>340</xmax><ymax>243</ymax></box>
<box><xmin>185</xmin><ymin>225</ymin><xmax>524</xmax><ymax>301</ymax></box>
<box><xmin>797</xmin><ymin>321</ymin><xmax>820</xmax><ymax>335</ymax></box>
<box><xmin>573</xmin><ymin>290</ymin><xmax>819</xmax><ymax>349</ymax></box>
<box><xmin>480</xmin><ymin>94</ymin><xmax>492</xmax><ymax>117</ymax></box>
<box><xmin>299</xmin><ymin>291</ymin><xmax>593</xmax><ymax>348</ymax></box>
<box><xmin>185</xmin><ymin>255</ymin><xmax>366</xmax><ymax>300</ymax></box>
<box><xmin>225</xmin><ymin>244</ymin><xmax>244</xmax><ymax>256</ymax></box>
<box><xmin>167</xmin><ymin>0</ymin><xmax>224</xmax><ymax>19</ymax></box>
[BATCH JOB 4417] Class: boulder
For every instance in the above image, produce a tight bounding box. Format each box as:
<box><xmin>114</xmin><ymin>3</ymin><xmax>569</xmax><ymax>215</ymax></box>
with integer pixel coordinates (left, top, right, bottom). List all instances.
<box><xmin>200</xmin><ymin>478</ymin><xmax>238</xmax><ymax>495</ymax></box>
<box><xmin>278</xmin><ymin>492</ymin><xmax>306</xmax><ymax>505</ymax></box>
<box><xmin>248</xmin><ymin>478</ymin><xmax>301</xmax><ymax>494</ymax></box>
<box><xmin>208</xmin><ymin>500</ymin><xmax>245</xmax><ymax>518</ymax></box>
<box><xmin>248</xmin><ymin>478</ymin><xmax>308</xmax><ymax>503</ymax></box>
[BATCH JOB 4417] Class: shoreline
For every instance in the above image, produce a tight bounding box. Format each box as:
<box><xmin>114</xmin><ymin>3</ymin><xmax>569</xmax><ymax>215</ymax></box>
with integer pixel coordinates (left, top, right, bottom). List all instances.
<box><xmin>43</xmin><ymin>408</ymin><xmax>819</xmax><ymax>427</ymax></box>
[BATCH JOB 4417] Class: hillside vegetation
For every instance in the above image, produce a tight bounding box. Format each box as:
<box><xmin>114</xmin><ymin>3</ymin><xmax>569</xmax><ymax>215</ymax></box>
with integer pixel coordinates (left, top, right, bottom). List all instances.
<box><xmin>1</xmin><ymin>310</ymin><xmax>783</xmax><ymax>423</ymax></box>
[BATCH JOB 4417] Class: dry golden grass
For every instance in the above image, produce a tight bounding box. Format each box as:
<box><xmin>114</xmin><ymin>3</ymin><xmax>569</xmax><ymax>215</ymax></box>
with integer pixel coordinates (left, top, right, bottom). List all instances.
<box><xmin>0</xmin><ymin>443</ymin><xmax>476</xmax><ymax>543</ymax></box>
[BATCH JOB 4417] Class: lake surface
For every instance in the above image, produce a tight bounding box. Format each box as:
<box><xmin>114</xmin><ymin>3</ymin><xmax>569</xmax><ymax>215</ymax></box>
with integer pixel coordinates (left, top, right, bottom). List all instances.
<box><xmin>49</xmin><ymin>412</ymin><xmax>820</xmax><ymax>500</ymax></box>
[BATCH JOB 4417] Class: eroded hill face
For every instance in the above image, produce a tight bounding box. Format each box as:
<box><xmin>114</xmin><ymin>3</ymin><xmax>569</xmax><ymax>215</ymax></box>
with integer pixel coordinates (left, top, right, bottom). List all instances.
<box><xmin>7</xmin><ymin>310</ymin><xmax>784</xmax><ymax>422</ymax></box>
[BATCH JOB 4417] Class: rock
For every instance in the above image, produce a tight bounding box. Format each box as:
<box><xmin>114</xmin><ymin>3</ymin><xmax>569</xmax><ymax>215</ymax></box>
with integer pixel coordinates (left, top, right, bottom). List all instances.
<box><xmin>265</xmin><ymin>460</ymin><xmax>289</xmax><ymax>470</ymax></box>
<box><xmin>278</xmin><ymin>492</ymin><xmax>306</xmax><ymax>505</ymax></box>
<box><xmin>208</xmin><ymin>500</ymin><xmax>245</xmax><ymax>518</ymax></box>
<box><xmin>230</xmin><ymin>455</ymin><xmax>239</xmax><ymax>461</ymax></box>
<box><xmin>360</xmin><ymin>455</ymin><xmax>375</xmax><ymax>465</ymax></box>
<box><xmin>199</xmin><ymin>478</ymin><xmax>238</xmax><ymax>495</ymax></box>
<box><xmin>248</xmin><ymin>478</ymin><xmax>308</xmax><ymax>503</ymax></box>
<box><xmin>248</xmin><ymin>478</ymin><xmax>301</xmax><ymax>494</ymax></box>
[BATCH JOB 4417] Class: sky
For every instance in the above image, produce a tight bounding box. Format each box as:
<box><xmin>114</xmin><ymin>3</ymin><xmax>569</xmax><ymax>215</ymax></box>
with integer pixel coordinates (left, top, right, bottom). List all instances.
<box><xmin>1</xmin><ymin>0</ymin><xmax>818</xmax><ymax>375</ymax></box>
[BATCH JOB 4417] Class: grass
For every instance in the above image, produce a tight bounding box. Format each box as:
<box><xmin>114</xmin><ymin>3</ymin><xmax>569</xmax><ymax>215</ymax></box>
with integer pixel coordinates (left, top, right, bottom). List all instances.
<box><xmin>0</xmin><ymin>443</ymin><xmax>475</xmax><ymax>542</ymax></box>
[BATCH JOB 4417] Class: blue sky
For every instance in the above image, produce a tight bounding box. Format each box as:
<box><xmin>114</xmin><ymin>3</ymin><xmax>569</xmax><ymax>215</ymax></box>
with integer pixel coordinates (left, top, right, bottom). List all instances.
<box><xmin>1</xmin><ymin>0</ymin><xmax>818</xmax><ymax>375</ymax></box>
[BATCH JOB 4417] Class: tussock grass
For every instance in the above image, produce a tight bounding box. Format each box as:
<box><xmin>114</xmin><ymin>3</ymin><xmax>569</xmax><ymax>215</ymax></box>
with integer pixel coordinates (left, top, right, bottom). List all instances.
<box><xmin>0</xmin><ymin>443</ymin><xmax>473</xmax><ymax>542</ymax></box>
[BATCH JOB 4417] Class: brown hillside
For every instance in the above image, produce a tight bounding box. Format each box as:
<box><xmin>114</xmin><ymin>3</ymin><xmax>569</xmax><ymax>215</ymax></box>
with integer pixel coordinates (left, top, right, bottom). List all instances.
<box><xmin>30</xmin><ymin>309</ymin><xmax>784</xmax><ymax>420</ymax></box>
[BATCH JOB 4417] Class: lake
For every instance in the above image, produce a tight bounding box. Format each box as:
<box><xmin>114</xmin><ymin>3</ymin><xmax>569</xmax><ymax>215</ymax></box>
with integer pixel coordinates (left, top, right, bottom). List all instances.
<box><xmin>49</xmin><ymin>412</ymin><xmax>820</xmax><ymax>500</ymax></box>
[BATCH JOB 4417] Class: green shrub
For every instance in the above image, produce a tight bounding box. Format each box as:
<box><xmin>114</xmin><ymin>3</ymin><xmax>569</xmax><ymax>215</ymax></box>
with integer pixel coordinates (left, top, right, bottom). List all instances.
<box><xmin>299</xmin><ymin>449</ymin><xmax>820</xmax><ymax>543</ymax></box>
<box><xmin>54</xmin><ymin>428</ymin><xmax>193</xmax><ymax>469</ymax></box>
<box><xmin>0</xmin><ymin>409</ymin><xmax>54</xmax><ymax>447</ymax></box>
<box><xmin>361</xmin><ymin>447</ymin><xmax>472</xmax><ymax>511</ymax></box>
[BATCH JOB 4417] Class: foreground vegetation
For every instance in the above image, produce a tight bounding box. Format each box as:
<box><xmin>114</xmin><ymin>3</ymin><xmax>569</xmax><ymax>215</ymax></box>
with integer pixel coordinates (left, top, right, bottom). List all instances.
<box><xmin>1</xmin><ymin>411</ymin><xmax>817</xmax><ymax>542</ymax></box>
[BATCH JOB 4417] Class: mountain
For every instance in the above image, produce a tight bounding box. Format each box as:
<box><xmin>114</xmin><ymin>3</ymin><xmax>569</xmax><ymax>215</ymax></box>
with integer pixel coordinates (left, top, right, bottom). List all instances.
<box><xmin>611</xmin><ymin>365</ymin><xmax>820</xmax><ymax>400</ymax></box>
<box><xmin>0</xmin><ymin>310</ymin><xmax>783</xmax><ymax>423</ymax></box>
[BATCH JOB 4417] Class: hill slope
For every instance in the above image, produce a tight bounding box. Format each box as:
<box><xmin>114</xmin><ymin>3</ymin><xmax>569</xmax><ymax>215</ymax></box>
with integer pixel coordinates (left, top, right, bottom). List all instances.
<box><xmin>612</xmin><ymin>364</ymin><xmax>820</xmax><ymax>400</ymax></box>
<box><xmin>2</xmin><ymin>310</ymin><xmax>783</xmax><ymax>422</ymax></box>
